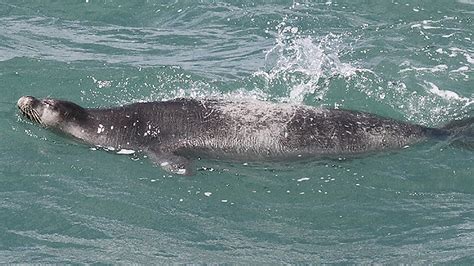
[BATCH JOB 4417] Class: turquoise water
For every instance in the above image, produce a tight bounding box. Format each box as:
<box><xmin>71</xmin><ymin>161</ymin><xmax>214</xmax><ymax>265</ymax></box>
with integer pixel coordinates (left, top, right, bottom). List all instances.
<box><xmin>1</xmin><ymin>0</ymin><xmax>473</xmax><ymax>263</ymax></box>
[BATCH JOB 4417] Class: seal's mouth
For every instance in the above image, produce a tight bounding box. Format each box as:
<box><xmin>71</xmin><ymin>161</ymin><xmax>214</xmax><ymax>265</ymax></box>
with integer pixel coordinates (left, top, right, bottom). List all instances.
<box><xmin>17</xmin><ymin>96</ymin><xmax>43</xmax><ymax>125</ymax></box>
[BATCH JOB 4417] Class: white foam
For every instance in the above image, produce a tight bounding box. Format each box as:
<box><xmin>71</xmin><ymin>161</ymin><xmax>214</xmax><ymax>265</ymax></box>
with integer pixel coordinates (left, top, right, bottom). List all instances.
<box><xmin>442</xmin><ymin>33</ymin><xmax>455</xmax><ymax>38</ymax></box>
<box><xmin>465</xmin><ymin>53</ymin><xmax>474</xmax><ymax>64</ymax></box>
<box><xmin>116</xmin><ymin>149</ymin><xmax>135</xmax><ymax>155</ymax></box>
<box><xmin>297</xmin><ymin>177</ymin><xmax>310</xmax><ymax>182</ymax></box>
<box><xmin>450</xmin><ymin>66</ymin><xmax>469</xmax><ymax>72</ymax></box>
<box><xmin>425</xmin><ymin>82</ymin><xmax>463</xmax><ymax>101</ymax></box>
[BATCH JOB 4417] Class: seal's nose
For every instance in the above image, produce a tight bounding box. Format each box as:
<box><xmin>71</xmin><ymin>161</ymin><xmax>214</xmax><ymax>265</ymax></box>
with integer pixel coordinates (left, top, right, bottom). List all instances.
<box><xmin>17</xmin><ymin>96</ymin><xmax>36</xmax><ymax>108</ymax></box>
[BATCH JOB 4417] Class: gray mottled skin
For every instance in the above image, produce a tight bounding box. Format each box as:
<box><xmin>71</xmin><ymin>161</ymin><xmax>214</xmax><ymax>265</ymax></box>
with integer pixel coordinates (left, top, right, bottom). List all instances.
<box><xmin>17</xmin><ymin>96</ymin><xmax>449</xmax><ymax>175</ymax></box>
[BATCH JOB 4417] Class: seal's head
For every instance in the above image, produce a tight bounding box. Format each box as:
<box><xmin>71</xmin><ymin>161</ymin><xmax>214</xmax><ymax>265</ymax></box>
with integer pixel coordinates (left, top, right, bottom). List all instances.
<box><xmin>17</xmin><ymin>96</ymin><xmax>88</xmax><ymax>128</ymax></box>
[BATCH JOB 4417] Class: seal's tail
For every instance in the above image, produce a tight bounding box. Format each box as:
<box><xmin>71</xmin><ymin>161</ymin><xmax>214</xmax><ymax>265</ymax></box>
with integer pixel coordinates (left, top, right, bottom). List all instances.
<box><xmin>440</xmin><ymin>116</ymin><xmax>474</xmax><ymax>150</ymax></box>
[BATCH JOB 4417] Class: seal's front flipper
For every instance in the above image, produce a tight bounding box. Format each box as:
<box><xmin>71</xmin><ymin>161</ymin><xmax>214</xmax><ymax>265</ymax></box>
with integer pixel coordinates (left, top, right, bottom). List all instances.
<box><xmin>146</xmin><ymin>149</ymin><xmax>192</xmax><ymax>175</ymax></box>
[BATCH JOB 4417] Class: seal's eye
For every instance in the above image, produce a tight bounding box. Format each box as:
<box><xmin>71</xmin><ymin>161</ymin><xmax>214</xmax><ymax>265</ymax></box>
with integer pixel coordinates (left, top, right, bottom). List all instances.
<box><xmin>43</xmin><ymin>100</ymin><xmax>58</xmax><ymax>110</ymax></box>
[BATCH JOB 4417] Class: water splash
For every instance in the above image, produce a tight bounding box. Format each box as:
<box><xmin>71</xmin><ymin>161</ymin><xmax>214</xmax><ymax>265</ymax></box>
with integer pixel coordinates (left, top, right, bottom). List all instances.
<box><xmin>255</xmin><ymin>21</ymin><xmax>359</xmax><ymax>103</ymax></box>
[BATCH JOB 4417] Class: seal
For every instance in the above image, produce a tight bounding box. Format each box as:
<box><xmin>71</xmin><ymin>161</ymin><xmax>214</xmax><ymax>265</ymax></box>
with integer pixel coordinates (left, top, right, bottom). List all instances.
<box><xmin>17</xmin><ymin>96</ymin><xmax>471</xmax><ymax>175</ymax></box>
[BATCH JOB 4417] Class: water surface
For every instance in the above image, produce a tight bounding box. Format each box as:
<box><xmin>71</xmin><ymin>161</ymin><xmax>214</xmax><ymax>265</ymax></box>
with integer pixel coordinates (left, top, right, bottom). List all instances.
<box><xmin>0</xmin><ymin>0</ymin><xmax>473</xmax><ymax>263</ymax></box>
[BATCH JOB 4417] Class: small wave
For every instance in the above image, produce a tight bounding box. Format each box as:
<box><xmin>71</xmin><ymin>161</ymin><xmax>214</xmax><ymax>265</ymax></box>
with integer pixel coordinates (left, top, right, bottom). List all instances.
<box><xmin>424</xmin><ymin>81</ymin><xmax>473</xmax><ymax>107</ymax></box>
<box><xmin>457</xmin><ymin>0</ymin><xmax>474</xmax><ymax>5</ymax></box>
